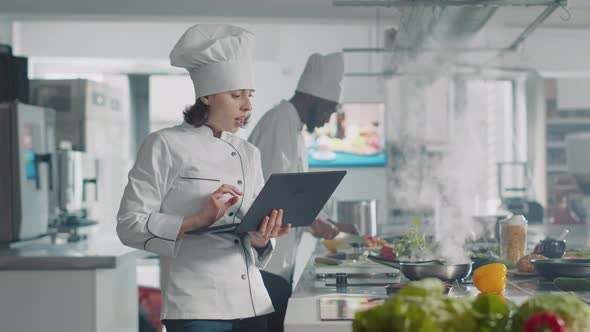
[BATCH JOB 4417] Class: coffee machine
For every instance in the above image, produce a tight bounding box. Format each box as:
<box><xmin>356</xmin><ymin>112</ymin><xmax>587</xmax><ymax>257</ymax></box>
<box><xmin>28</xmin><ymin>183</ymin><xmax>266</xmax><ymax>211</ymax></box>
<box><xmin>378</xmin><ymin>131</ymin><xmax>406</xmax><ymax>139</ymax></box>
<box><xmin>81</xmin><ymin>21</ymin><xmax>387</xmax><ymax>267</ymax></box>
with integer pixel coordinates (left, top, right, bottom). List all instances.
<box><xmin>0</xmin><ymin>102</ymin><xmax>55</xmax><ymax>244</ymax></box>
<box><xmin>53</xmin><ymin>147</ymin><xmax>99</xmax><ymax>242</ymax></box>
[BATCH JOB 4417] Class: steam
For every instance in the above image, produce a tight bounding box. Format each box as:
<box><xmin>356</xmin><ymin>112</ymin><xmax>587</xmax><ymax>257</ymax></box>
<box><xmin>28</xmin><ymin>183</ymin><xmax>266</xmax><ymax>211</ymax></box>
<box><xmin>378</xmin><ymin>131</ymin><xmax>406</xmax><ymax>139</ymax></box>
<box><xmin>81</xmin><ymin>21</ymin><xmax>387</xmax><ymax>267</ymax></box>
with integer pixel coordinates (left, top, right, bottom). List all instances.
<box><xmin>433</xmin><ymin>93</ymin><xmax>488</xmax><ymax>264</ymax></box>
<box><xmin>387</xmin><ymin>76</ymin><xmax>490</xmax><ymax>264</ymax></box>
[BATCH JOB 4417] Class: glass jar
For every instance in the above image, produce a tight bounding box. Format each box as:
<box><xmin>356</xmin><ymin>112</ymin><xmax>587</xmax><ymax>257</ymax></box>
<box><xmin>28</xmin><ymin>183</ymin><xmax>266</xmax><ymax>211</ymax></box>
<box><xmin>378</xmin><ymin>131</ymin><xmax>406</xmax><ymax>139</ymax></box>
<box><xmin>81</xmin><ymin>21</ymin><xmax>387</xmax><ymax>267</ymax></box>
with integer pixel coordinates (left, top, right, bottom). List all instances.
<box><xmin>499</xmin><ymin>215</ymin><xmax>528</xmax><ymax>265</ymax></box>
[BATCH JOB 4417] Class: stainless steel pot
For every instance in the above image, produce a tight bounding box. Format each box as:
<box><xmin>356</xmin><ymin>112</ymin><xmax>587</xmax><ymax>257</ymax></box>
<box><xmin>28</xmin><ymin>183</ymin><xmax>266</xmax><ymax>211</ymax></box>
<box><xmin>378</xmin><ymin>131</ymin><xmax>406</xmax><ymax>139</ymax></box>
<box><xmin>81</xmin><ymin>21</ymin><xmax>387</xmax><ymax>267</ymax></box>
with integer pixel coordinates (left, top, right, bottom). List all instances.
<box><xmin>368</xmin><ymin>255</ymin><xmax>472</xmax><ymax>282</ymax></box>
<box><xmin>336</xmin><ymin>199</ymin><xmax>377</xmax><ymax>236</ymax></box>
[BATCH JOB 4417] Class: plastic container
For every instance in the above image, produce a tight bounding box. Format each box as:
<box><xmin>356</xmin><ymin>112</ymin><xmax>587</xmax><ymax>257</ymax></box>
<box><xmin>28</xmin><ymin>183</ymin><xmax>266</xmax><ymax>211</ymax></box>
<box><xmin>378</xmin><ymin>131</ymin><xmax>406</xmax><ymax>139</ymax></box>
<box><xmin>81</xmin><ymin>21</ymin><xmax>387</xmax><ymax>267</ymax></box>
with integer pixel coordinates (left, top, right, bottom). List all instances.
<box><xmin>499</xmin><ymin>214</ymin><xmax>528</xmax><ymax>265</ymax></box>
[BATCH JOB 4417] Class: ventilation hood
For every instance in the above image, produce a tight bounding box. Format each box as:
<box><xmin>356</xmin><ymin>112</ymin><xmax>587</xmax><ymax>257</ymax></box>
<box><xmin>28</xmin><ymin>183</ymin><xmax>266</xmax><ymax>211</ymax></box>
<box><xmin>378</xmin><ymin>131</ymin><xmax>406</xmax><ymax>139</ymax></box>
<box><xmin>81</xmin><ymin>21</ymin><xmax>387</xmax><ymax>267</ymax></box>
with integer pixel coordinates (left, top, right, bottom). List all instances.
<box><xmin>336</xmin><ymin>0</ymin><xmax>567</xmax><ymax>75</ymax></box>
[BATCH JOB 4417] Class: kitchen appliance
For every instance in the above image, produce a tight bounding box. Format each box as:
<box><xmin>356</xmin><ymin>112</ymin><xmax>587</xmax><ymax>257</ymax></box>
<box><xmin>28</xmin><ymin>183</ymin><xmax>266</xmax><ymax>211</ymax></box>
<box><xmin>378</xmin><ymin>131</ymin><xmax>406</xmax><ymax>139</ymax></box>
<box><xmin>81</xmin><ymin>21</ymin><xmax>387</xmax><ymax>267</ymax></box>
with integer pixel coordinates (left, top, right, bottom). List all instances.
<box><xmin>29</xmin><ymin>79</ymin><xmax>124</xmax><ymax>153</ymax></box>
<box><xmin>53</xmin><ymin>149</ymin><xmax>99</xmax><ymax>242</ymax></box>
<box><xmin>367</xmin><ymin>255</ymin><xmax>473</xmax><ymax>282</ymax></box>
<box><xmin>0</xmin><ymin>102</ymin><xmax>55</xmax><ymax>244</ymax></box>
<box><xmin>0</xmin><ymin>45</ymin><xmax>29</xmax><ymax>104</ymax></box>
<box><xmin>497</xmin><ymin>161</ymin><xmax>529</xmax><ymax>215</ymax></box>
<box><xmin>30</xmin><ymin>79</ymin><xmax>128</xmax><ymax>229</ymax></box>
<box><xmin>336</xmin><ymin>199</ymin><xmax>378</xmax><ymax>237</ymax></box>
<box><xmin>45</xmin><ymin>108</ymin><xmax>59</xmax><ymax>225</ymax></box>
<box><xmin>56</xmin><ymin>149</ymin><xmax>99</xmax><ymax>214</ymax></box>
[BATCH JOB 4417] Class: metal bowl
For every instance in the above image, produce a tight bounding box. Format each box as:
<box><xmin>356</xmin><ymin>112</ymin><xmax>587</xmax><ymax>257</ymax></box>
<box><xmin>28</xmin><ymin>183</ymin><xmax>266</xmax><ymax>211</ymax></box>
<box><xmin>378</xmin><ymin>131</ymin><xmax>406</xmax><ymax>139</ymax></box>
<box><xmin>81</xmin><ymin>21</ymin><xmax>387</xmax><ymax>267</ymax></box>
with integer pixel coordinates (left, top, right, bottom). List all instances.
<box><xmin>532</xmin><ymin>259</ymin><xmax>590</xmax><ymax>280</ymax></box>
<box><xmin>400</xmin><ymin>262</ymin><xmax>472</xmax><ymax>282</ymax></box>
<box><xmin>367</xmin><ymin>255</ymin><xmax>472</xmax><ymax>282</ymax></box>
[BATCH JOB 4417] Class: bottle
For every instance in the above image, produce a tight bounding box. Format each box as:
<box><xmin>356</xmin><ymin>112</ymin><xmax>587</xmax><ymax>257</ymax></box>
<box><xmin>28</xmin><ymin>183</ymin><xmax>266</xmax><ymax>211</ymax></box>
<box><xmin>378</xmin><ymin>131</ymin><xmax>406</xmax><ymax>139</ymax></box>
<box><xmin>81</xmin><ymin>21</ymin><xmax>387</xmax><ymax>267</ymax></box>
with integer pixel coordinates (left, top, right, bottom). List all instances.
<box><xmin>336</xmin><ymin>112</ymin><xmax>346</xmax><ymax>139</ymax></box>
<box><xmin>499</xmin><ymin>214</ymin><xmax>528</xmax><ymax>265</ymax></box>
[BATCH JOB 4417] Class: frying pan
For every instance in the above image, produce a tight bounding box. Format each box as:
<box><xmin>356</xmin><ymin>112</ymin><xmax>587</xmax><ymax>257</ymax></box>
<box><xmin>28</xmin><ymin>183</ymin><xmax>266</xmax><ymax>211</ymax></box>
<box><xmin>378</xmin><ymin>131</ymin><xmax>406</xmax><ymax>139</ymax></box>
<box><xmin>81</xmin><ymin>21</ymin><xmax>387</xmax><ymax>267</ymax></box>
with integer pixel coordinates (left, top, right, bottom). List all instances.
<box><xmin>532</xmin><ymin>259</ymin><xmax>590</xmax><ymax>280</ymax></box>
<box><xmin>368</xmin><ymin>254</ymin><xmax>472</xmax><ymax>282</ymax></box>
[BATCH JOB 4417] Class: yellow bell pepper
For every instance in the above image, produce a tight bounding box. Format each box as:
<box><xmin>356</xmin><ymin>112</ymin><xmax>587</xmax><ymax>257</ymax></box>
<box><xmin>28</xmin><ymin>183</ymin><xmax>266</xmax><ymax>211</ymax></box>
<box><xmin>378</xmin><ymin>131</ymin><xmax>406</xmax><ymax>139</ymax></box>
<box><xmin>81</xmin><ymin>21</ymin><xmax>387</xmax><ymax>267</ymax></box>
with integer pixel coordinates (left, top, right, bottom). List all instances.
<box><xmin>473</xmin><ymin>263</ymin><xmax>507</xmax><ymax>294</ymax></box>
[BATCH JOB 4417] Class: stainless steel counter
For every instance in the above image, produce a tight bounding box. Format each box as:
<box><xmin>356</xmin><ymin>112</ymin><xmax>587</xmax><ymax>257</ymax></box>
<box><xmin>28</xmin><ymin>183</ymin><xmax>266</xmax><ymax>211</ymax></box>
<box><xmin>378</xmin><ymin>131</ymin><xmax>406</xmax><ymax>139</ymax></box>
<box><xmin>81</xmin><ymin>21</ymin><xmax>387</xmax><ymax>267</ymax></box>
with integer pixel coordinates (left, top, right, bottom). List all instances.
<box><xmin>0</xmin><ymin>227</ymin><xmax>145</xmax><ymax>270</ymax></box>
<box><xmin>285</xmin><ymin>242</ymin><xmax>590</xmax><ymax>332</ymax></box>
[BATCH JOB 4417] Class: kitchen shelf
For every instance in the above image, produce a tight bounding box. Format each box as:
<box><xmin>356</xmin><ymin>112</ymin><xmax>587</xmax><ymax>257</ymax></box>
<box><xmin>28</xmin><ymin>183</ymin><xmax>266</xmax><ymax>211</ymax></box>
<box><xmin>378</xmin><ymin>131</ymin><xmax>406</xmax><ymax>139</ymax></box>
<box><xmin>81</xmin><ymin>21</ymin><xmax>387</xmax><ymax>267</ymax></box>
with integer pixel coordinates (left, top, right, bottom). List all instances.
<box><xmin>547</xmin><ymin>165</ymin><xmax>569</xmax><ymax>173</ymax></box>
<box><xmin>547</xmin><ymin>141</ymin><xmax>566</xmax><ymax>149</ymax></box>
<box><xmin>544</xmin><ymin>80</ymin><xmax>590</xmax><ymax>225</ymax></box>
<box><xmin>547</xmin><ymin>118</ymin><xmax>590</xmax><ymax>125</ymax></box>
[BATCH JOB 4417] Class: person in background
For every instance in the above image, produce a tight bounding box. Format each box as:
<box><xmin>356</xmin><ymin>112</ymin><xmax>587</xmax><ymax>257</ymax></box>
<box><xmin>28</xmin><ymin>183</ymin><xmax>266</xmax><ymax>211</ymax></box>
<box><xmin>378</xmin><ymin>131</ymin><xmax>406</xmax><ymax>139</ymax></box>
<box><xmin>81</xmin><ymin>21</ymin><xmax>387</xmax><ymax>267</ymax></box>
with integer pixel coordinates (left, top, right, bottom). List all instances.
<box><xmin>117</xmin><ymin>24</ymin><xmax>291</xmax><ymax>332</ymax></box>
<box><xmin>248</xmin><ymin>52</ymin><xmax>359</xmax><ymax>332</ymax></box>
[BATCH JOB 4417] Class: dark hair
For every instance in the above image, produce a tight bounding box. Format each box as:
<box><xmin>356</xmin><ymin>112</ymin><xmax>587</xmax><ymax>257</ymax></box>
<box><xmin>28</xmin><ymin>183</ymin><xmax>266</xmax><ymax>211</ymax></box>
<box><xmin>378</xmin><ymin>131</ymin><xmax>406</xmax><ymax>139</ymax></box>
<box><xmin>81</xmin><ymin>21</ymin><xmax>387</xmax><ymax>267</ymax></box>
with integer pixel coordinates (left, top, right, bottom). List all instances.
<box><xmin>183</xmin><ymin>98</ymin><xmax>209</xmax><ymax>127</ymax></box>
<box><xmin>183</xmin><ymin>97</ymin><xmax>251</xmax><ymax>128</ymax></box>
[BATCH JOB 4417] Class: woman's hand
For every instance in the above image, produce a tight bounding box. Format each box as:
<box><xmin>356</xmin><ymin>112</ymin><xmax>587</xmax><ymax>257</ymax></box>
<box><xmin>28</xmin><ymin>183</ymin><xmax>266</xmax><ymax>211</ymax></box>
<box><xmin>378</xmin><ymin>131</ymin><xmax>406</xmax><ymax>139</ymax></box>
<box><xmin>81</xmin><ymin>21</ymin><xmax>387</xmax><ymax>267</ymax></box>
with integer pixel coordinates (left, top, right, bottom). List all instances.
<box><xmin>249</xmin><ymin>209</ymin><xmax>292</xmax><ymax>249</ymax></box>
<box><xmin>199</xmin><ymin>184</ymin><xmax>242</xmax><ymax>224</ymax></box>
<box><xmin>178</xmin><ymin>184</ymin><xmax>242</xmax><ymax>239</ymax></box>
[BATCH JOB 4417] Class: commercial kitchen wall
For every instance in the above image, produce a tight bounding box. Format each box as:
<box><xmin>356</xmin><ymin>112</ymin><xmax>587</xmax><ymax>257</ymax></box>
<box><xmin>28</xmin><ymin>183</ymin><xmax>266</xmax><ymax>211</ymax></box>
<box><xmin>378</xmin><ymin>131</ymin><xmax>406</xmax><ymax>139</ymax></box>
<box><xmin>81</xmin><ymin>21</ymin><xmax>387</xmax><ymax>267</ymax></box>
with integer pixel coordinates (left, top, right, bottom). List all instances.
<box><xmin>12</xmin><ymin>19</ymin><xmax>389</xmax><ymax>226</ymax></box>
<box><xmin>11</xmin><ymin>19</ymin><xmax>590</xmax><ymax>229</ymax></box>
<box><xmin>0</xmin><ymin>18</ymin><xmax>12</xmax><ymax>46</ymax></box>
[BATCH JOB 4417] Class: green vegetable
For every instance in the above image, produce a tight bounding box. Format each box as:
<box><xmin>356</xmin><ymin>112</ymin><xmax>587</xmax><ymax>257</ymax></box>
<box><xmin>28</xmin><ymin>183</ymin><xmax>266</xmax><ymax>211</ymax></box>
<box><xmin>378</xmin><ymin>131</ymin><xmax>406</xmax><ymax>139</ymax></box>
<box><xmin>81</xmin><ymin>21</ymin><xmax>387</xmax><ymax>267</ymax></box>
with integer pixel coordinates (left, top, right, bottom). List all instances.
<box><xmin>352</xmin><ymin>279</ymin><xmax>512</xmax><ymax>332</ymax></box>
<box><xmin>472</xmin><ymin>294</ymin><xmax>515</xmax><ymax>332</ymax></box>
<box><xmin>393</xmin><ymin>218</ymin><xmax>426</xmax><ymax>258</ymax></box>
<box><xmin>511</xmin><ymin>294</ymin><xmax>590</xmax><ymax>332</ymax></box>
<box><xmin>565</xmin><ymin>249</ymin><xmax>590</xmax><ymax>258</ymax></box>
<box><xmin>398</xmin><ymin>278</ymin><xmax>445</xmax><ymax>297</ymax></box>
<box><xmin>553</xmin><ymin>277</ymin><xmax>590</xmax><ymax>292</ymax></box>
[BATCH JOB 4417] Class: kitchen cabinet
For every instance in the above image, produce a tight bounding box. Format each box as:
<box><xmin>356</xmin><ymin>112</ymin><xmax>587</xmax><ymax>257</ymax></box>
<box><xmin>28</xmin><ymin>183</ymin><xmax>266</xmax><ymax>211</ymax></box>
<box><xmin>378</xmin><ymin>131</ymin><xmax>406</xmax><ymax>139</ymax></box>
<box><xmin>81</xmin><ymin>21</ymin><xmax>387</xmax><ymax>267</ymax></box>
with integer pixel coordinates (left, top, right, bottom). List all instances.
<box><xmin>0</xmin><ymin>231</ymin><xmax>145</xmax><ymax>332</ymax></box>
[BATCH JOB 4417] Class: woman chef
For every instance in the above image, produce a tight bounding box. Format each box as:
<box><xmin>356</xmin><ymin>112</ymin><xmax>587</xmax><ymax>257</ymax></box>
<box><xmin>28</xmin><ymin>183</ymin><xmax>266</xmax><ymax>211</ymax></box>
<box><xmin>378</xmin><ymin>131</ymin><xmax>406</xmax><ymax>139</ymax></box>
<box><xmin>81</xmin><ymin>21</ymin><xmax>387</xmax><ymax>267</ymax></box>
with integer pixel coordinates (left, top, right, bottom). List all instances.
<box><xmin>117</xmin><ymin>24</ymin><xmax>291</xmax><ymax>332</ymax></box>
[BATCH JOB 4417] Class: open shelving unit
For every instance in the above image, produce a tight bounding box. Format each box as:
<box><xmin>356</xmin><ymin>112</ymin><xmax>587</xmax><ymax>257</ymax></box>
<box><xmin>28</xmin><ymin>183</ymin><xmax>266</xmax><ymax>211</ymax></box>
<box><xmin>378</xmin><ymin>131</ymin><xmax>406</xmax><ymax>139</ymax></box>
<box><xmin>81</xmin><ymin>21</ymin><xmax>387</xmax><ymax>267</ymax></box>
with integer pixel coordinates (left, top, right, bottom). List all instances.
<box><xmin>544</xmin><ymin>79</ymin><xmax>590</xmax><ymax>225</ymax></box>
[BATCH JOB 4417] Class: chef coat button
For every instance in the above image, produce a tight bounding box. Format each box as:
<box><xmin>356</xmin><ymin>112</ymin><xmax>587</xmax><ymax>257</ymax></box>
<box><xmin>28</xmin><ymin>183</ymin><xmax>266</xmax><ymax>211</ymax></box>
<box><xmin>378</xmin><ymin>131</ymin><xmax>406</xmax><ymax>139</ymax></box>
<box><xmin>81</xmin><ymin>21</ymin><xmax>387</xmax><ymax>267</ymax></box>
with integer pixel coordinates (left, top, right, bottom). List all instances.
<box><xmin>234</xmin><ymin>239</ymin><xmax>240</xmax><ymax>245</ymax></box>
<box><xmin>231</xmin><ymin>151</ymin><xmax>237</xmax><ymax>157</ymax></box>
<box><xmin>241</xmin><ymin>274</ymin><xmax>247</xmax><ymax>280</ymax></box>
<box><xmin>228</xmin><ymin>212</ymin><xmax>234</xmax><ymax>217</ymax></box>
<box><xmin>237</xmin><ymin>180</ymin><xmax>243</xmax><ymax>185</ymax></box>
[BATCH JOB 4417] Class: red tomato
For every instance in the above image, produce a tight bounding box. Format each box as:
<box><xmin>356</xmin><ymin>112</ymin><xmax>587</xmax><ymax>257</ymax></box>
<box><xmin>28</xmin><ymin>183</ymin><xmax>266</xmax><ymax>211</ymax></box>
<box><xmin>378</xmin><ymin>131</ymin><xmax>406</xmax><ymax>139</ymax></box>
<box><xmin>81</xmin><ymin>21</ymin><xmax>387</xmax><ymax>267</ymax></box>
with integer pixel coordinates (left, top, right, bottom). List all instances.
<box><xmin>523</xmin><ymin>312</ymin><xmax>566</xmax><ymax>332</ymax></box>
<box><xmin>381</xmin><ymin>246</ymin><xmax>397</xmax><ymax>260</ymax></box>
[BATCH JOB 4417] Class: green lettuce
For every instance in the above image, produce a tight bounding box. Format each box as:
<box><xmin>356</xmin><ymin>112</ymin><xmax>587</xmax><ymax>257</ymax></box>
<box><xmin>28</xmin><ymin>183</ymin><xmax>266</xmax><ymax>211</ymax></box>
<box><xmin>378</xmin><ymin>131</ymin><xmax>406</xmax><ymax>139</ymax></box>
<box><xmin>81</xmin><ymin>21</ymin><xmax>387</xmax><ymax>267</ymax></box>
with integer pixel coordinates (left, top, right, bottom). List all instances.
<box><xmin>353</xmin><ymin>279</ymin><xmax>512</xmax><ymax>332</ymax></box>
<box><xmin>511</xmin><ymin>294</ymin><xmax>590</xmax><ymax>332</ymax></box>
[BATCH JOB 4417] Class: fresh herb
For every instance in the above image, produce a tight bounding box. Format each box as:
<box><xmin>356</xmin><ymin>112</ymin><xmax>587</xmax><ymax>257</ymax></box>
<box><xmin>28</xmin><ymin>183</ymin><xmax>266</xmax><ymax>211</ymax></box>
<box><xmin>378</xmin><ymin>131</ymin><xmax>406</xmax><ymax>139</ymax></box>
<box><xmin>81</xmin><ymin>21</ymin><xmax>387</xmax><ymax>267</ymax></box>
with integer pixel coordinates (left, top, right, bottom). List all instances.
<box><xmin>565</xmin><ymin>249</ymin><xmax>590</xmax><ymax>258</ymax></box>
<box><xmin>393</xmin><ymin>218</ymin><xmax>426</xmax><ymax>258</ymax></box>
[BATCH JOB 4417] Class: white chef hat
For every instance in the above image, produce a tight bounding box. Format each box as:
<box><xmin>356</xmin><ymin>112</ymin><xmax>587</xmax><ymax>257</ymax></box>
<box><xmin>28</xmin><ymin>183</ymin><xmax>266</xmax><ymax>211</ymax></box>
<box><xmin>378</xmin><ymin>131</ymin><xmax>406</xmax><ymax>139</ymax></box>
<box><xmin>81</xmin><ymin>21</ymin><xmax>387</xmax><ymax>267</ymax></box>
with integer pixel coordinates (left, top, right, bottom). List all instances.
<box><xmin>296</xmin><ymin>52</ymin><xmax>345</xmax><ymax>103</ymax></box>
<box><xmin>170</xmin><ymin>24</ymin><xmax>255</xmax><ymax>99</ymax></box>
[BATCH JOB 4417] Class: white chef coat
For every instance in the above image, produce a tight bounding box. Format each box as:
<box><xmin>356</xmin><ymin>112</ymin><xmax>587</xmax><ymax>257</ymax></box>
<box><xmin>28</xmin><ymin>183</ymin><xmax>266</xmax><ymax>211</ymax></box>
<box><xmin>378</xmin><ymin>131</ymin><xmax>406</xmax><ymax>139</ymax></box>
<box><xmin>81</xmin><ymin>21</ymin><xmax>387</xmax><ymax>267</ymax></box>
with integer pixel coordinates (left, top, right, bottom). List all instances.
<box><xmin>248</xmin><ymin>100</ymin><xmax>328</xmax><ymax>283</ymax></box>
<box><xmin>117</xmin><ymin>122</ymin><xmax>275</xmax><ymax>320</ymax></box>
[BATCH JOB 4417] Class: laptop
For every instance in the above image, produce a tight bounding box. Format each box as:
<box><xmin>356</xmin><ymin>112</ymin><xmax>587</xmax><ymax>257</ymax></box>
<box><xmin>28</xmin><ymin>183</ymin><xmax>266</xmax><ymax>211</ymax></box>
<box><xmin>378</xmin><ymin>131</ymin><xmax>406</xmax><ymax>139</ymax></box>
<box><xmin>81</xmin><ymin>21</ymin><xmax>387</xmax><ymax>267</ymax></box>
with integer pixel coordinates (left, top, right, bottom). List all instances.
<box><xmin>186</xmin><ymin>170</ymin><xmax>346</xmax><ymax>235</ymax></box>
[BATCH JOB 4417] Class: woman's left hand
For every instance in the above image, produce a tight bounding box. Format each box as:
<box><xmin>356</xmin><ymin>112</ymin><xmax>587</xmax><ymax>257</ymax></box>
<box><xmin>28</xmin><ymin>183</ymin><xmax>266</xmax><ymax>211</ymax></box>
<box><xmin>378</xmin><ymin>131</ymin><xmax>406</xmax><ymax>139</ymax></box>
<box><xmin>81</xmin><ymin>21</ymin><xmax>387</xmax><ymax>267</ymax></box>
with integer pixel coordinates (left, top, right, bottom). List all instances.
<box><xmin>249</xmin><ymin>209</ymin><xmax>292</xmax><ymax>249</ymax></box>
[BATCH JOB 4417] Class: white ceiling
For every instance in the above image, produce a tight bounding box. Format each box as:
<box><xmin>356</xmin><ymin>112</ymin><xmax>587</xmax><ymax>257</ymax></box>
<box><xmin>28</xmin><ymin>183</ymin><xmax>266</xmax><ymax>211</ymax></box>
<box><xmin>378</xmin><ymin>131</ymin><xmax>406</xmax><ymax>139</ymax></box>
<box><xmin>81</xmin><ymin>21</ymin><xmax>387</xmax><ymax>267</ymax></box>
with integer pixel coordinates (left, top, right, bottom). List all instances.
<box><xmin>1</xmin><ymin>0</ymin><xmax>589</xmax><ymax>28</ymax></box>
<box><xmin>0</xmin><ymin>0</ymin><xmax>397</xmax><ymax>21</ymax></box>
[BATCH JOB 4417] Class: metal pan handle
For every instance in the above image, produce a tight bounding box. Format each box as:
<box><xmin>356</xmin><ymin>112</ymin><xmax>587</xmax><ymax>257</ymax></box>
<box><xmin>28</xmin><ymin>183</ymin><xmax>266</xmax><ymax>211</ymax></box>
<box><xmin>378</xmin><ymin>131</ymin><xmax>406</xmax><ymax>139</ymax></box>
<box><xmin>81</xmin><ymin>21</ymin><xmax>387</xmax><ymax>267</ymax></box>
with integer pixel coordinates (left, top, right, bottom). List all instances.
<box><xmin>367</xmin><ymin>254</ymin><xmax>401</xmax><ymax>269</ymax></box>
